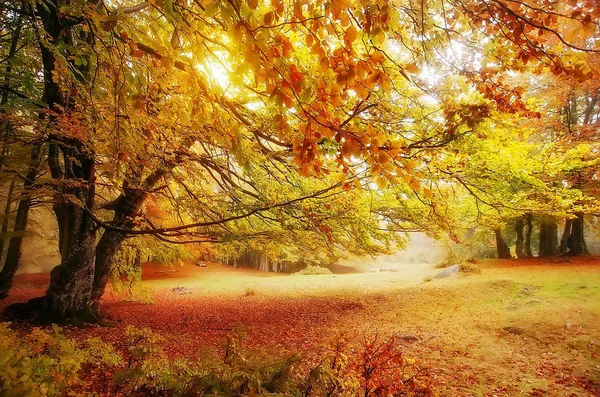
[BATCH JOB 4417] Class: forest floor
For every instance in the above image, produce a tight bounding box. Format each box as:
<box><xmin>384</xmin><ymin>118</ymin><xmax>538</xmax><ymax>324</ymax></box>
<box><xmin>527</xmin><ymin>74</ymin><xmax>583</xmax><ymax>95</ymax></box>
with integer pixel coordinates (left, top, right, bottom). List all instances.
<box><xmin>2</xmin><ymin>257</ymin><xmax>599</xmax><ymax>396</ymax></box>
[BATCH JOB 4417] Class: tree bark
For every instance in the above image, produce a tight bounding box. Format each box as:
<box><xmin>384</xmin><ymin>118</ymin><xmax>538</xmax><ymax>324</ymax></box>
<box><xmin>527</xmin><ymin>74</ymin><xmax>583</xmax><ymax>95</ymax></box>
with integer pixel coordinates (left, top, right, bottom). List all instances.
<box><xmin>494</xmin><ymin>228</ymin><xmax>512</xmax><ymax>259</ymax></box>
<box><xmin>559</xmin><ymin>218</ymin><xmax>572</xmax><ymax>254</ymax></box>
<box><xmin>28</xmin><ymin>2</ymin><xmax>98</xmax><ymax>323</ymax></box>
<box><xmin>515</xmin><ymin>217</ymin><xmax>525</xmax><ymax>258</ymax></box>
<box><xmin>91</xmin><ymin>169</ymin><xmax>166</xmax><ymax>309</ymax></box>
<box><xmin>538</xmin><ymin>220</ymin><xmax>558</xmax><ymax>257</ymax></box>
<box><xmin>566</xmin><ymin>212</ymin><xmax>587</xmax><ymax>256</ymax></box>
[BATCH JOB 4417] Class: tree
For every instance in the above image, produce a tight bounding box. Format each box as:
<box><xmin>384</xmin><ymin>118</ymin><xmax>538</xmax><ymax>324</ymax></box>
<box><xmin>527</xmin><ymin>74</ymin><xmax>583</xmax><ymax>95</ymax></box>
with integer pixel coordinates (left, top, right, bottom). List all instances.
<box><xmin>1</xmin><ymin>0</ymin><xmax>598</xmax><ymax>323</ymax></box>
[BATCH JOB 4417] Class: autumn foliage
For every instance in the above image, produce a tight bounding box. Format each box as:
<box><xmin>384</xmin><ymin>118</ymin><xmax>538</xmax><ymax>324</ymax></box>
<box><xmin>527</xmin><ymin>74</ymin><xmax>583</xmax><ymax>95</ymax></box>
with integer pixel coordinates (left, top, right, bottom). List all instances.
<box><xmin>0</xmin><ymin>324</ymin><xmax>431</xmax><ymax>397</ymax></box>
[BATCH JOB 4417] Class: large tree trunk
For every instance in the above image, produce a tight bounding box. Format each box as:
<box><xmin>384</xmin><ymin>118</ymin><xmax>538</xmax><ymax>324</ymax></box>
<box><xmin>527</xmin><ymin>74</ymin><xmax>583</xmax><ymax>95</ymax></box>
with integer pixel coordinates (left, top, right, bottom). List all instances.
<box><xmin>538</xmin><ymin>220</ymin><xmax>558</xmax><ymax>257</ymax></box>
<box><xmin>559</xmin><ymin>218</ymin><xmax>573</xmax><ymax>254</ymax></box>
<box><xmin>41</xmin><ymin>137</ymin><xmax>97</xmax><ymax>323</ymax></box>
<box><xmin>566</xmin><ymin>212</ymin><xmax>587</xmax><ymax>256</ymax></box>
<box><xmin>524</xmin><ymin>213</ymin><xmax>533</xmax><ymax>257</ymax></box>
<box><xmin>91</xmin><ymin>169</ymin><xmax>166</xmax><ymax>309</ymax></box>
<box><xmin>494</xmin><ymin>228</ymin><xmax>512</xmax><ymax>259</ymax></box>
<box><xmin>42</xmin><ymin>222</ymin><xmax>96</xmax><ymax>324</ymax></box>
<box><xmin>18</xmin><ymin>2</ymin><xmax>98</xmax><ymax>323</ymax></box>
<box><xmin>91</xmin><ymin>230</ymin><xmax>127</xmax><ymax>310</ymax></box>
<box><xmin>515</xmin><ymin>217</ymin><xmax>525</xmax><ymax>258</ymax></box>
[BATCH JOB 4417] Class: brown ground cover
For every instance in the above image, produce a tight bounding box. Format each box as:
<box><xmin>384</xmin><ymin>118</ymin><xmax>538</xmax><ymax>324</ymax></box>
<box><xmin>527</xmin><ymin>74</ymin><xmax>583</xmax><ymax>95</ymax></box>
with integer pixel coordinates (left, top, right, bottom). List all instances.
<box><xmin>1</xmin><ymin>257</ymin><xmax>599</xmax><ymax>396</ymax></box>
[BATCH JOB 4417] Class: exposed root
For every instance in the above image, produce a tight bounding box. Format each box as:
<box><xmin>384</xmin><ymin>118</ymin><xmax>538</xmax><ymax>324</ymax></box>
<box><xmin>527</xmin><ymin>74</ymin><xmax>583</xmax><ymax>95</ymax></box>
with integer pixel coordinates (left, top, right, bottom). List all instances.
<box><xmin>2</xmin><ymin>296</ymin><xmax>44</xmax><ymax>322</ymax></box>
<box><xmin>77</xmin><ymin>305</ymin><xmax>106</xmax><ymax>326</ymax></box>
<box><xmin>2</xmin><ymin>297</ymin><xmax>112</xmax><ymax>327</ymax></box>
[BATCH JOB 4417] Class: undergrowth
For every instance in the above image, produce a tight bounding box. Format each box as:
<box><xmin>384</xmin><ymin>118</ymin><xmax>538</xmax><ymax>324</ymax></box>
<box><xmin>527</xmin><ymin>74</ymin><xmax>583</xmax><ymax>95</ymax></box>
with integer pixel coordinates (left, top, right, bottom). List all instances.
<box><xmin>0</xmin><ymin>324</ymin><xmax>431</xmax><ymax>396</ymax></box>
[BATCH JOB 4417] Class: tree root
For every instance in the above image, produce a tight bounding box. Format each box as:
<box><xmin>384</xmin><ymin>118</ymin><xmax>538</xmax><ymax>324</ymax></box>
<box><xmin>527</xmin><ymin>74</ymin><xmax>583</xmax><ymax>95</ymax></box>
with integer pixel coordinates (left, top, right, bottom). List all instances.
<box><xmin>3</xmin><ymin>297</ymin><xmax>113</xmax><ymax>327</ymax></box>
<box><xmin>2</xmin><ymin>296</ymin><xmax>44</xmax><ymax>322</ymax></box>
<box><xmin>76</xmin><ymin>305</ymin><xmax>108</xmax><ymax>326</ymax></box>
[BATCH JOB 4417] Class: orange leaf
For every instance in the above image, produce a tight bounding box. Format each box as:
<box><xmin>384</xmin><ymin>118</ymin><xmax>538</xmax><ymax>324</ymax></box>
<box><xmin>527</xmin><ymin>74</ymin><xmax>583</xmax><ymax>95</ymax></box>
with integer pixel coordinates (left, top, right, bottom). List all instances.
<box><xmin>344</xmin><ymin>25</ymin><xmax>358</xmax><ymax>46</ymax></box>
<box><xmin>405</xmin><ymin>62</ymin><xmax>420</xmax><ymax>74</ymax></box>
<box><xmin>264</xmin><ymin>11</ymin><xmax>274</xmax><ymax>25</ymax></box>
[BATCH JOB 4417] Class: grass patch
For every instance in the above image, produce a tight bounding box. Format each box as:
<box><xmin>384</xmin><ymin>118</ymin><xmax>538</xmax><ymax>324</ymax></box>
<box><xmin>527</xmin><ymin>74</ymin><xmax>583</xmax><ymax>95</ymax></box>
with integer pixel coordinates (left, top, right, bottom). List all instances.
<box><xmin>293</xmin><ymin>265</ymin><xmax>333</xmax><ymax>275</ymax></box>
<box><xmin>459</xmin><ymin>262</ymin><xmax>482</xmax><ymax>274</ymax></box>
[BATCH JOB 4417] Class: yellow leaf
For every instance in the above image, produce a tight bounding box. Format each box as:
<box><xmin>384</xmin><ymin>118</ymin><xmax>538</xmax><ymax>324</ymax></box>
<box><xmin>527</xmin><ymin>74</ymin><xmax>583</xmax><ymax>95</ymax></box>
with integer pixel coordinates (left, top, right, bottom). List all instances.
<box><xmin>334</xmin><ymin>172</ymin><xmax>347</xmax><ymax>182</ymax></box>
<box><xmin>372</xmin><ymin>134</ymin><xmax>387</xmax><ymax>147</ymax></box>
<box><xmin>423</xmin><ymin>188</ymin><xmax>434</xmax><ymax>199</ymax></box>
<box><xmin>376</xmin><ymin>176</ymin><xmax>388</xmax><ymax>189</ymax></box>
<box><xmin>408</xmin><ymin>177</ymin><xmax>420</xmax><ymax>191</ymax></box>
<box><xmin>319</xmin><ymin>57</ymin><xmax>329</xmax><ymax>72</ymax></box>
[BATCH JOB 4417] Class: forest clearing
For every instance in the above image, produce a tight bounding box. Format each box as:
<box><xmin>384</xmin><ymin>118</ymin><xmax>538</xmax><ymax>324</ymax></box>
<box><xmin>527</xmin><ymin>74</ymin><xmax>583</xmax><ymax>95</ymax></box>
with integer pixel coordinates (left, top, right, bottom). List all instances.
<box><xmin>2</xmin><ymin>258</ymin><xmax>599</xmax><ymax>396</ymax></box>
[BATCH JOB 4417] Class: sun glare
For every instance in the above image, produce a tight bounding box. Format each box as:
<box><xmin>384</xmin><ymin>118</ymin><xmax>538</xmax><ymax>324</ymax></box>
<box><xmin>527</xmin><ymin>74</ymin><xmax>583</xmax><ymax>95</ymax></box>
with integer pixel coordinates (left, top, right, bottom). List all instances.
<box><xmin>194</xmin><ymin>56</ymin><xmax>231</xmax><ymax>92</ymax></box>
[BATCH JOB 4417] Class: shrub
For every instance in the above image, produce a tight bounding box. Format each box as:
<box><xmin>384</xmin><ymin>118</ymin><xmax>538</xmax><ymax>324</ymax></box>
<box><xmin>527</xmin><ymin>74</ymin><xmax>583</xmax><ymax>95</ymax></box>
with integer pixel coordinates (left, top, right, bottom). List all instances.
<box><xmin>0</xmin><ymin>323</ymin><xmax>121</xmax><ymax>397</ymax></box>
<box><xmin>116</xmin><ymin>326</ymin><xmax>299</xmax><ymax>396</ymax></box>
<box><xmin>0</xmin><ymin>325</ymin><xmax>432</xmax><ymax>397</ymax></box>
<box><xmin>293</xmin><ymin>265</ymin><xmax>333</xmax><ymax>275</ymax></box>
<box><xmin>301</xmin><ymin>334</ymin><xmax>432</xmax><ymax>396</ymax></box>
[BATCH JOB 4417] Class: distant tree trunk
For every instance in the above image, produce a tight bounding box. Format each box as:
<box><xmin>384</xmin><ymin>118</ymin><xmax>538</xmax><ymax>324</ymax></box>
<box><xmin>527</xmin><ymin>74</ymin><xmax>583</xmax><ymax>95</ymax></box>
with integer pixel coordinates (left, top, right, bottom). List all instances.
<box><xmin>538</xmin><ymin>220</ymin><xmax>558</xmax><ymax>257</ymax></box>
<box><xmin>559</xmin><ymin>218</ymin><xmax>572</xmax><ymax>254</ymax></box>
<box><xmin>0</xmin><ymin>9</ymin><xmax>25</xmax><ymax>295</ymax></box>
<box><xmin>524</xmin><ymin>213</ymin><xmax>533</xmax><ymax>257</ymax></box>
<box><xmin>515</xmin><ymin>217</ymin><xmax>525</xmax><ymax>258</ymax></box>
<box><xmin>566</xmin><ymin>212</ymin><xmax>587</xmax><ymax>256</ymax></box>
<box><xmin>0</xmin><ymin>176</ymin><xmax>16</xmax><ymax>262</ymax></box>
<box><xmin>494</xmin><ymin>228</ymin><xmax>512</xmax><ymax>259</ymax></box>
<box><xmin>0</xmin><ymin>144</ymin><xmax>42</xmax><ymax>299</ymax></box>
